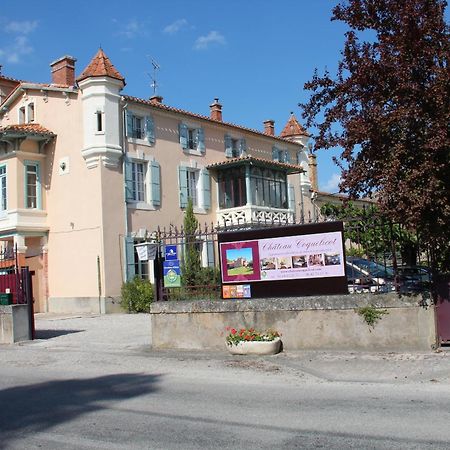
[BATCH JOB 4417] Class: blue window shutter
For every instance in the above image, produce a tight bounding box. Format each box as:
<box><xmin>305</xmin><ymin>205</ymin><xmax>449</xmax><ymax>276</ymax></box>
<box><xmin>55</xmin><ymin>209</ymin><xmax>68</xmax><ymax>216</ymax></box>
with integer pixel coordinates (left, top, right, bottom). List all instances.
<box><xmin>150</xmin><ymin>161</ymin><xmax>161</xmax><ymax>206</ymax></box>
<box><xmin>285</xmin><ymin>150</ymin><xmax>291</xmax><ymax>163</ymax></box>
<box><xmin>197</xmin><ymin>128</ymin><xmax>205</xmax><ymax>153</ymax></box>
<box><xmin>178</xmin><ymin>166</ymin><xmax>188</xmax><ymax>207</ymax></box>
<box><xmin>206</xmin><ymin>241</ymin><xmax>215</xmax><ymax>267</ymax></box>
<box><xmin>272</xmin><ymin>146</ymin><xmax>279</xmax><ymax>161</ymax></box>
<box><xmin>296</xmin><ymin>151</ymin><xmax>302</xmax><ymax>164</ymax></box>
<box><xmin>124</xmin><ymin>157</ymin><xmax>134</xmax><ymax>201</ymax></box>
<box><xmin>125</xmin><ymin>236</ymin><xmax>136</xmax><ymax>281</ymax></box>
<box><xmin>179</xmin><ymin>123</ymin><xmax>188</xmax><ymax>149</ymax></box>
<box><xmin>201</xmin><ymin>168</ymin><xmax>211</xmax><ymax>209</ymax></box>
<box><xmin>224</xmin><ymin>134</ymin><xmax>233</xmax><ymax>157</ymax></box>
<box><xmin>126</xmin><ymin>111</ymin><xmax>133</xmax><ymax>137</ymax></box>
<box><xmin>288</xmin><ymin>183</ymin><xmax>296</xmax><ymax>211</ymax></box>
<box><xmin>239</xmin><ymin>138</ymin><xmax>247</xmax><ymax>156</ymax></box>
<box><xmin>145</xmin><ymin>116</ymin><xmax>155</xmax><ymax>144</ymax></box>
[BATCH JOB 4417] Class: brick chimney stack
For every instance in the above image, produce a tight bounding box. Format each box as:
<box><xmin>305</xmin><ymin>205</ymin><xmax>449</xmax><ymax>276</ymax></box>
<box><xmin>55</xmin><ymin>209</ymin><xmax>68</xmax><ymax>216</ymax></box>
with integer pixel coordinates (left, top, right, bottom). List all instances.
<box><xmin>150</xmin><ymin>95</ymin><xmax>163</xmax><ymax>104</ymax></box>
<box><xmin>308</xmin><ymin>152</ymin><xmax>318</xmax><ymax>192</ymax></box>
<box><xmin>210</xmin><ymin>98</ymin><xmax>222</xmax><ymax>121</ymax></box>
<box><xmin>263</xmin><ymin>119</ymin><xmax>275</xmax><ymax>136</ymax></box>
<box><xmin>50</xmin><ymin>55</ymin><xmax>77</xmax><ymax>86</ymax></box>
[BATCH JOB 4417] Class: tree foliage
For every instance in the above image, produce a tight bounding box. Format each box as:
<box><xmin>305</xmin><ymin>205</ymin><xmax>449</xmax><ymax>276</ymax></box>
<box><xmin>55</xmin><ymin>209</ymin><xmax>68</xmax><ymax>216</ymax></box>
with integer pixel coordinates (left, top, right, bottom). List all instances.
<box><xmin>320</xmin><ymin>201</ymin><xmax>418</xmax><ymax>264</ymax></box>
<box><xmin>182</xmin><ymin>198</ymin><xmax>201</xmax><ymax>286</ymax></box>
<box><xmin>301</xmin><ymin>0</ymin><xmax>450</xmax><ymax>270</ymax></box>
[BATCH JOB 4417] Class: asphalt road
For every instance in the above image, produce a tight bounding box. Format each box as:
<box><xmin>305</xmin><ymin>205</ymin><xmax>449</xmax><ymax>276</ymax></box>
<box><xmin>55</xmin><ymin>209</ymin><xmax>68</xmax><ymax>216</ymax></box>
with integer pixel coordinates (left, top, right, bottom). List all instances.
<box><xmin>1</xmin><ymin>314</ymin><xmax>449</xmax><ymax>449</ymax></box>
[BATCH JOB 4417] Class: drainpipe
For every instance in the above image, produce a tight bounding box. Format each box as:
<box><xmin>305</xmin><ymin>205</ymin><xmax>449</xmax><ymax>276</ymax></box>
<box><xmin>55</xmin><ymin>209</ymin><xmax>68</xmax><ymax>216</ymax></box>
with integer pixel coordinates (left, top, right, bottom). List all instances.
<box><xmin>97</xmin><ymin>255</ymin><xmax>102</xmax><ymax>313</ymax></box>
<box><xmin>121</xmin><ymin>100</ymin><xmax>129</xmax><ymax>282</ymax></box>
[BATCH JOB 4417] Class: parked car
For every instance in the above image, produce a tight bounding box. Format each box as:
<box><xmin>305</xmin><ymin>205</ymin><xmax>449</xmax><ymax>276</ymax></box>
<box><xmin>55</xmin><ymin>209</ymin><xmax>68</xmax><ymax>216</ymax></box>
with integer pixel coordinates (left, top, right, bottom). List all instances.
<box><xmin>346</xmin><ymin>257</ymin><xmax>395</xmax><ymax>292</ymax></box>
<box><xmin>393</xmin><ymin>265</ymin><xmax>432</xmax><ymax>293</ymax></box>
<box><xmin>346</xmin><ymin>257</ymin><xmax>432</xmax><ymax>294</ymax></box>
<box><xmin>346</xmin><ymin>262</ymin><xmax>393</xmax><ymax>294</ymax></box>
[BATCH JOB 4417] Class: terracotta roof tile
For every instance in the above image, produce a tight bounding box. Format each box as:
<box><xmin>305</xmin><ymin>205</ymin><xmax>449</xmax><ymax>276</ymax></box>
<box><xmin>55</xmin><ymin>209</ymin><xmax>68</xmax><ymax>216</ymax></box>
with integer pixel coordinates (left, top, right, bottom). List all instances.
<box><xmin>206</xmin><ymin>155</ymin><xmax>304</xmax><ymax>174</ymax></box>
<box><xmin>77</xmin><ymin>48</ymin><xmax>125</xmax><ymax>83</ymax></box>
<box><xmin>279</xmin><ymin>113</ymin><xmax>309</xmax><ymax>138</ymax></box>
<box><xmin>124</xmin><ymin>95</ymin><xmax>302</xmax><ymax>145</ymax></box>
<box><xmin>0</xmin><ymin>74</ymin><xmax>23</xmax><ymax>84</ymax></box>
<box><xmin>0</xmin><ymin>123</ymin><xmax>55</xmax><ymax>137</ymax></box>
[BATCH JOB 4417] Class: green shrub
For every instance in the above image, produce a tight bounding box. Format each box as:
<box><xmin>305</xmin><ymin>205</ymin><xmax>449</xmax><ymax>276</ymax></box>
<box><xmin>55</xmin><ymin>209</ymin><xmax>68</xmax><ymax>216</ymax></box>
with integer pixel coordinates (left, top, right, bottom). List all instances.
<box><xmin>121</xmin><ymin>277</ymin><xmax>153</xmax><ymax>313</ymax></box>
<box><xmin>356</xmin><ymin>305</ymin><xmax>388</xmax><ymax>328</ymax></box>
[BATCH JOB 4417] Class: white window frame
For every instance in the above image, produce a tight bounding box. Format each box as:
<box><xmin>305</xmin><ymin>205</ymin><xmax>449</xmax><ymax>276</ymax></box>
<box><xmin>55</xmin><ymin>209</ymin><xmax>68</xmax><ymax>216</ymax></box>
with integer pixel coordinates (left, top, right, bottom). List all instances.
<box><xmin>95</xmin><ymin>108</ymin><xmax>104</xmax><ymax>134</ymax></box>
<box><xmin>0</xmin><ymin>165</ymin><xmax>7</xmax><ymax>217</ymax></box>
<box><xmin>131</xmin><ymin>115</ymin><xmax>145</xmax><ymax>140</ymax></box>
<box><xmin>179</xmin><ymin>162</ymin><xmax>209</xmax><ymax>214</ymax></box>
<box><xmin>18</xmin><ymin>106</ymin><xmax>26</xmax><ymax>124</ymax></box>
<box><xmin>134</xmin><ymin>239</ymin><xmax>149</xmax><ymax>280</ymax></box>
<box><xmin>126</xmin><ymin>111</ymin><xmax>155</xmax><ymax>147</ymax></box>
<box><xmin>24</xmin><ymin>160</ymin><xmax>41</xmax><ymax>209</ymax></box>
<box><xmin>18</xmin><ymin>101</ymin><xmax>36</xmax><ymax>124</ymax></box>
<box><xmin>127</xmin><ymin>155</ymin><xmax>160</xmax><ymax>211</ymax></box>
<box><xmin>27</xmin><ymin>103</ymin><xmax>35</xmax><ymax>123</ymax></box>
<box><xmin>180</xmin><ymin>121</ymin><xmax>204</xmax><ymax>156</ymax></box>
<box><xmin>185</xmin><ymin>168</ymin><xmax>199</xmax><ymax>207</ymax></box>
<box><xmin>131</xmin><ymin>161</ymin><xmax>147</xmax><ymax>203</ymax></box>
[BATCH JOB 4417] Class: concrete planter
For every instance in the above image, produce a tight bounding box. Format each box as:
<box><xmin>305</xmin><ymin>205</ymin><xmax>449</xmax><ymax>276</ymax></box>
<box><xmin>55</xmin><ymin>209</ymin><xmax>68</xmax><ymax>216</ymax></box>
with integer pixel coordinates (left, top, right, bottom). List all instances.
<box><xmin>226</xmin><ymin>337</ymin><xmax>282</xmax><ymax>355</ymax></box>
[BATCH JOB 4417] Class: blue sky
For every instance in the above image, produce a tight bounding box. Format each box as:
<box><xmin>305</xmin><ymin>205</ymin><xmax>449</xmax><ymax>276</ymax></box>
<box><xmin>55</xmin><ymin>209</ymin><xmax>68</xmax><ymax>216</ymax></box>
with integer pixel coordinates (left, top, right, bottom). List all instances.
<box><xmin>0</xmin><ymin>0</ymin><xmax>356</xmax><ymax>191</ymax></box>
<box><xmin>226</xmin><ymin>248</ymin><xmax>253</xmax><ymax>263</ymax></box>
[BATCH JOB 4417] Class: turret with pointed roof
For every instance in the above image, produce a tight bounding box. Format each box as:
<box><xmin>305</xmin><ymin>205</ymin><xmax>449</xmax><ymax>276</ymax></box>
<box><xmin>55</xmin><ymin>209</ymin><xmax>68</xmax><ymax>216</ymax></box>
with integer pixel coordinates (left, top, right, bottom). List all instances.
<box><xmin>279</xmin><ymin>113</ymin><xmax>309</xmax><ymax>139</ymax></box>
<box><xmin>77</xmin><ymin>48</ymin><xmax>125</xmax><ymax>85</ymax></box>
<box><xmin>77</xmin><ymin>48</ymin><xmax>124</xmax><ymax>169</ymax></box>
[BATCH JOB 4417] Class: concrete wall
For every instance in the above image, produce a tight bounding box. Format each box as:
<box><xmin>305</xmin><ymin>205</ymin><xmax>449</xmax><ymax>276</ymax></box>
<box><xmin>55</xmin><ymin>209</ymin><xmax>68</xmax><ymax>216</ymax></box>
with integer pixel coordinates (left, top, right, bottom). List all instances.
<box><xmin>0</xmin><ymin>305</ymin><xmax>31</xmax><ymax>344</ymax></box>
<box><xmin>47</xmin><ymin>296</ymin><xmax>125</xmax><ymax>314</ymax></box>
<box><xmin>150</xmin><ymin>294</ymin><xmax>437</xmax><ymax>351</ymax></box>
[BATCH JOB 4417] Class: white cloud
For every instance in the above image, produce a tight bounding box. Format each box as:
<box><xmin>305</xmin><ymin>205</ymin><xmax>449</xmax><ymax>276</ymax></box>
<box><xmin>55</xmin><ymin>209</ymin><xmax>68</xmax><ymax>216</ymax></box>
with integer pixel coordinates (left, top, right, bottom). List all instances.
<box><xmin>0</xmin><ymin>35</ymin><xmax>33</xmax><ymax>64</ymax></box>
<box><xmin>194</xmin><ymin>30</ymin><xmax>226</xmax><ymax>50</ymax></box>
<box><xmin>322</xmin><ymin>173</ymin><xmax>342</xmax><ymax>193</ymax></box>
<box><xmin>163</xmin><ymin>19</ymin><xmax>188</xmax><ymax>34</ymax></box>
<box><xmin>5</xmin><ymin>20</ymin><xmax>38</xmax><ymax>34</ymax></box>
<box><xmin>0</xmin><ymin>18</ymin><xmax>37</xmax><ymax>63</ymax></box>
<box><xmin>117</xmin><ymin>19</ymin><xmax>147</xmax><ymax>39</ymax></box>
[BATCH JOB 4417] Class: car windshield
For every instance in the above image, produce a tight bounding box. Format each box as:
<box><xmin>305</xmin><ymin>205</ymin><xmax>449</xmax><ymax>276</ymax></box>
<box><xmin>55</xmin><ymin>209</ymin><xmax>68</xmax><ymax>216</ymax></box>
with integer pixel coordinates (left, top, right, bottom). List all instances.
<box><xmin>348</xmin><ymin>258</ymin><xmax>394</xmax><ymax>278</ymax></box>
<box><xmin>346</xmin><ymin>264</ymin><xmax>371</xmax><ymax>281</ymax></box>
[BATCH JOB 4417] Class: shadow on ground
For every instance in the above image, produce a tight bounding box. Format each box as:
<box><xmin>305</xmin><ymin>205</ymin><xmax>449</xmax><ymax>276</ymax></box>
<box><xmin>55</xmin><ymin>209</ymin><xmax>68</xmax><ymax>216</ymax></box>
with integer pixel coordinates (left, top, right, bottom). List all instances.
<box><xmin>35</xmin><ymin>329</ymin><xmax>84</xmax><ymax>339</ymax></box>
<box><xmin>0</xmin><ymin>373</ymin><xmax>161</xmax><ymax>447</ymax></box>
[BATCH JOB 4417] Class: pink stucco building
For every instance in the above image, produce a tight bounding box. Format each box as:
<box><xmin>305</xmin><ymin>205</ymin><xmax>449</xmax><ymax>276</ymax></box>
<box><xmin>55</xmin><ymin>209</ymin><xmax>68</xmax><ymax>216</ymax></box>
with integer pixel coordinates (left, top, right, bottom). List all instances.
<box><xmin>0</xmin><ymin>49</ymin><xmax>317</xmax><ymax>313</ymax></box>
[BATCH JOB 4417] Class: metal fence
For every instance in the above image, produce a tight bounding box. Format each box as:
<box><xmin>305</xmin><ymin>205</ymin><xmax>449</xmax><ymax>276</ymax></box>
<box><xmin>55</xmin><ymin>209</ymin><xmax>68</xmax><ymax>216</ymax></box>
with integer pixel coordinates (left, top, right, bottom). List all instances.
<box><xmin>153</xmin><ymin>216</ymin><xmax>433</xmax><ymax>301</ymax></box>
<box><xmin>0</xmin><ymin>246</ymin><xmax>22</xmax><ymax>304</ymax></box>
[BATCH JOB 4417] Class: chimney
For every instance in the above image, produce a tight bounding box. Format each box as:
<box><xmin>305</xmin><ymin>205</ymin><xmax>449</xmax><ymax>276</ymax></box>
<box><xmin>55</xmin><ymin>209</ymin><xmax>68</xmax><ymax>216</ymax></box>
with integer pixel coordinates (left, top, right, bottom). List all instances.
<box><xmin>50</xmin><ymin>55</ymin><xmax>76</xmax><ymax>86</ymax></box>
<box><xmin>308</xmin><ymin>152</ymin><xmax>318</xmax><ymax>192</ymax></box>
<box><xmin>150</xmin><ymin>95</ymin><xmax>163</xmax><ymax>104</ymax></box>
<box><xmin>210</xmin><ymin>98</ymin><xmax>222</xmax><ymax>121</ymax></box>
<box><xmin>263</xmin><ymin>119</ymin><xmax>275</xmax><ymax>136</ymax></box>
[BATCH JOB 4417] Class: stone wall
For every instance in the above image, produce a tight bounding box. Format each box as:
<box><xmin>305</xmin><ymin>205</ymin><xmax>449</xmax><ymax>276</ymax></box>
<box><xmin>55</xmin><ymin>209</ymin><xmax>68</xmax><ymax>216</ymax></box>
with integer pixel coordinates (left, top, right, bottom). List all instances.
<box><xmin>150</xmin><ymin>293</ymin><xmax>436</xmax><ymax>351</ymax></box>
<box><xmin>0</xmin><ymin>304</ymin><xmax>31</xmax><ymax>344</ymax></box>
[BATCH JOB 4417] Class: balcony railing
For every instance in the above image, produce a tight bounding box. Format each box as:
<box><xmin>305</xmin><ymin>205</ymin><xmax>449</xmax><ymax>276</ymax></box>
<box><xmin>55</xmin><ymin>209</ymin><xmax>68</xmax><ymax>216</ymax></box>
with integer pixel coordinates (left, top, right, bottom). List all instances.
<box><xmin>216</xmin><ymin>205</ymin><xmax>295</xmax><ymax>228</ymax></box>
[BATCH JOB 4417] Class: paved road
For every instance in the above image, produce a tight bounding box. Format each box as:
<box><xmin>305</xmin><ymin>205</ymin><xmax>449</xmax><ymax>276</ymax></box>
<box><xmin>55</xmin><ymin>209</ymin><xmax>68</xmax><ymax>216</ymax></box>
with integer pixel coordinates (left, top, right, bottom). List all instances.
<box><xmin>1</xmin><ymin>314</ymin><xmax>450</xmax><ymax>449</ymax></box>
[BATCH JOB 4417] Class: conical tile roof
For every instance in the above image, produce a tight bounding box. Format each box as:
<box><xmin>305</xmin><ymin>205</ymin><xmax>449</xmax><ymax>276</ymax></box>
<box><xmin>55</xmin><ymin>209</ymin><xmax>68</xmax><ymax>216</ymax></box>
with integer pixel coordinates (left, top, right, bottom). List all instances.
<box><xmin>279</xmin><ymin>113</ymin><xmax>309</xmax><ymax>138</ymax></box>
<box><xmin>77</xmin><ymin>48</ymin><xmax>125</xmax><ymax>84</ymax></box>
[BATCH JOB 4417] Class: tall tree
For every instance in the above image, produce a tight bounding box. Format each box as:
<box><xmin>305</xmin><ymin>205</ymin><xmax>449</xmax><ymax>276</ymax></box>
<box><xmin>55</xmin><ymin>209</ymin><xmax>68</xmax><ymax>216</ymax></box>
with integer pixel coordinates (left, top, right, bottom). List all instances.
<box><xmin>301</xmin><ymin>0</ymin><xmax>450</xmax><ymax>270</ymax></box>
<box><xmin>182</xmin><ymin>198</ymin><xmax>201</xmax><ymax>286</ymax></box>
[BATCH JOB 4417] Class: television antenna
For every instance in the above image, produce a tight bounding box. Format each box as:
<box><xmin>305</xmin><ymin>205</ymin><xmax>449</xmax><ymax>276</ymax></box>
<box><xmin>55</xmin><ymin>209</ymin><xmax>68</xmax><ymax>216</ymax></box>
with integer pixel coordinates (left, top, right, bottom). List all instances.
<box><xmin>147</xmin><ymin>57</ymin><xmax>161</xmax><ymax>96</ymax></box>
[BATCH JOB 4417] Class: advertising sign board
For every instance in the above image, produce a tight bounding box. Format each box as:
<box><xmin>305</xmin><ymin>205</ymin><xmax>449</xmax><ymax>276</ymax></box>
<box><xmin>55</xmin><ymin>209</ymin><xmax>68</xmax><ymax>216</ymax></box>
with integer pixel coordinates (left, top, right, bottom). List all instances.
<box><xmin>218</xmin><ymin>221</ymin><xmax>347</xmax><ymax>298</ymax></box>
<box><xmin>163</xmin><ymin>260</ymin><xmax>181</xmax><ymax>287</ymax></box>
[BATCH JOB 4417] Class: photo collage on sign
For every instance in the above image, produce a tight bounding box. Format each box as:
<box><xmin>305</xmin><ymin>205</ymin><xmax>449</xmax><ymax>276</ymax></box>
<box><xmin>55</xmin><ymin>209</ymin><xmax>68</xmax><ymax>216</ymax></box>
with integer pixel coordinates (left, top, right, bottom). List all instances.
<box><xmin>220</xmin><ymin>231</ymin><xmax>344</xmax><ymax>284</ymax></box>
<box><xmin>260</xmin><ymin>253</ymin><xmax>341</xmax><ymax>271</ymax></box>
